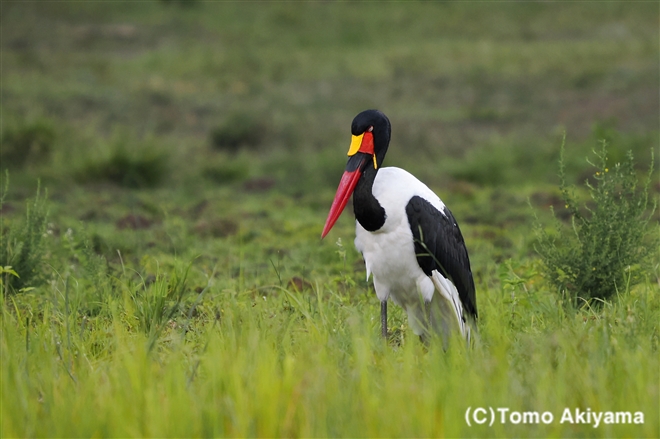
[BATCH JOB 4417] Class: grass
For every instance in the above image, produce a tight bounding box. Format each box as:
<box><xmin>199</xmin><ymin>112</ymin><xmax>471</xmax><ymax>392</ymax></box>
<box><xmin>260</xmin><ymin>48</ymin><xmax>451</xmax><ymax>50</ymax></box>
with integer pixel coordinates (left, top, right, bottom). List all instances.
<box><xmin>2</xmin><ymin>256</ymin><xmax>658</xmax><ymax>437</ymax></box>
<box><xmin>1</xmin><ymin>2</ymin><xmax>659</xmax><ymax>437</ymax></box>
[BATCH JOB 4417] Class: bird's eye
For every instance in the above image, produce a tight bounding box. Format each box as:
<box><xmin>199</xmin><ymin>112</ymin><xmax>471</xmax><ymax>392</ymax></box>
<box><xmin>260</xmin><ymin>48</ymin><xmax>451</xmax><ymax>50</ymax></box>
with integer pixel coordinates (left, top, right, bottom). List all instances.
<box><xmin>367</xmin><ymin>126</ymin><xmax>373</xmax><ymax>133</ymax></box>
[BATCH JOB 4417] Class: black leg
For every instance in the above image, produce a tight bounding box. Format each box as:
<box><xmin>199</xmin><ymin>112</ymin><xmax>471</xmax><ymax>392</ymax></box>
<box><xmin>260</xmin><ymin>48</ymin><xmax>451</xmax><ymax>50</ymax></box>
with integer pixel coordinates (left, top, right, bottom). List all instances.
<box><xmin>381</xmin><ymin>300</ymin><xmax>387</xmax><ymax>339</ymax></box>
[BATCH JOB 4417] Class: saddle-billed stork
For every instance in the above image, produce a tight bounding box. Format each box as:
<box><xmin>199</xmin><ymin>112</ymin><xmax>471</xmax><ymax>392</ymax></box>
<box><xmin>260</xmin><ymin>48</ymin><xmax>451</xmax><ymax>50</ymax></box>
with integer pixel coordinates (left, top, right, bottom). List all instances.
<box><xmin>322</xmin><ymin>110</ymin><xmax>477</xmax><ymax>345</ymax></box>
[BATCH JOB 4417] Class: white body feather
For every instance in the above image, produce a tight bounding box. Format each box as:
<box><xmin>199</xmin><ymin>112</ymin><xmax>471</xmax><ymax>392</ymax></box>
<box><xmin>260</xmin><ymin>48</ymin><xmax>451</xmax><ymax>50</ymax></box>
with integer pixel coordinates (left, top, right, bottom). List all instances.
<box><xmin>354</xmin><ymin>167</ymin><xmax>469</xmax><ymax>340</ymax></box>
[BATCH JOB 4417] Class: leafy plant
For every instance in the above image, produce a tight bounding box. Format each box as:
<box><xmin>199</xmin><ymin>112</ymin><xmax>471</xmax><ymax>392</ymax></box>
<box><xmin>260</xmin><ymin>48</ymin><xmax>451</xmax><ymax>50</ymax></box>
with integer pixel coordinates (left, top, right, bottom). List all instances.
<box><xmin>534</xmin><ymin>139</ymin><xmax>657</xmax><ymax>306</ymax></box>
<box><xmin>0</xmin><ymin>266</ymin><xmax>20</xmax><ymax>295</ymax></box>
<box><xmin>0</xmin><ymin>175</ymin><xmax>50</xmax><ymax>293</ymax></box>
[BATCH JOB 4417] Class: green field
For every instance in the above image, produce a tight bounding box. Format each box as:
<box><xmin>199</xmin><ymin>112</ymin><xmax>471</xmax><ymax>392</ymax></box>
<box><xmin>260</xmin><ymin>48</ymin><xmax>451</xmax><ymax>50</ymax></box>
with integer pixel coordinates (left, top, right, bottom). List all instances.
<box><xmin>1</xmin><ymin>2</ymin><xmax>659</xmax><ymax>437</ymax></box>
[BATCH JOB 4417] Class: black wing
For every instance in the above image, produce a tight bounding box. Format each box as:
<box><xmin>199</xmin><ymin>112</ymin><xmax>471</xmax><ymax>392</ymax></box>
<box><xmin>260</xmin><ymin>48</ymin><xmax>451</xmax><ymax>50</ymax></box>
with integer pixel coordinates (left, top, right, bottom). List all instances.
<box><xmin>405</xmin><ymin>195</ymin><xmax>477</xmax><ymax>319</ymax></box>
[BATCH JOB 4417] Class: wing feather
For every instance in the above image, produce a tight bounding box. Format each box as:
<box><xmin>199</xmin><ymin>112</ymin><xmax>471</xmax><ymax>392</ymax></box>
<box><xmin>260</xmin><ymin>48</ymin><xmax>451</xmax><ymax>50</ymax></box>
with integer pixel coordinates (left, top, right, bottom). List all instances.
<box><xmin>405</xmin><ymin>196</ymin><xmax>477</xmax><ymax>319</ymax></box>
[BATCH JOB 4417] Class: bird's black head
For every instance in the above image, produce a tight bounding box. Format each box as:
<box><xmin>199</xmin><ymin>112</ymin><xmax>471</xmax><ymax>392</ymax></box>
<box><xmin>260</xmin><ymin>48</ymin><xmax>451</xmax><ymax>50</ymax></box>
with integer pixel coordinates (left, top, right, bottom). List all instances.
<box><xmin>350</xmin><ymin>109</ymin><xmax>391</xmax><ymax>169</ymax></box>
<box><xmin>321</xmin><ymin>109</ymin><xmax>392</xmax><ymax>238</ymax></box>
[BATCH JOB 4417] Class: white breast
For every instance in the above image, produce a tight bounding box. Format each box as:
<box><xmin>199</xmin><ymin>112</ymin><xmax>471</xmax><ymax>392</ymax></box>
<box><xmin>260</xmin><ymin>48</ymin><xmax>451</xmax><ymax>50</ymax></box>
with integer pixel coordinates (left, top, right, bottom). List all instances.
<box><xmin>354</xmin><ymin>167</ymin><xmax>446</xmax><ymax>309</ymax></box>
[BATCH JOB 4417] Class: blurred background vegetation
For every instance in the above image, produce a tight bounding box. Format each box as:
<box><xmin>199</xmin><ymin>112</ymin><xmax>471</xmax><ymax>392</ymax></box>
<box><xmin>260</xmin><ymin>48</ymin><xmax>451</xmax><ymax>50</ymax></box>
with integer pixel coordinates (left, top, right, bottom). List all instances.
<box><xmin>1</xmin><ymin>3</ymin><xmax>658</xmax><ymax>437</ymax></box>
<box><xmin>3</xmin><ymin>2</ymin><xmax>657</xmax><ymax>184</ymax></box>
<box><xmin>2</xmin><ymin>0</ymin><xmax>658</xmax><ymax>294</ymax></box>
<box><xmin>1</xmin><ymin>0</ymin><xmax>658</xmax><ymax>294</ymax></box>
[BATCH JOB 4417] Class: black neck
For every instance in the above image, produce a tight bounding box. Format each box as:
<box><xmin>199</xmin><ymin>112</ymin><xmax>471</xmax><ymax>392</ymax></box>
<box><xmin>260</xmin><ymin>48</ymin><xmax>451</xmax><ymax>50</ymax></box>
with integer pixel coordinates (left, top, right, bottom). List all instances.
<box><xmin>353</xmin><ymin>165</ymin><xmax>386</xmax><ymax>232</ymax></box>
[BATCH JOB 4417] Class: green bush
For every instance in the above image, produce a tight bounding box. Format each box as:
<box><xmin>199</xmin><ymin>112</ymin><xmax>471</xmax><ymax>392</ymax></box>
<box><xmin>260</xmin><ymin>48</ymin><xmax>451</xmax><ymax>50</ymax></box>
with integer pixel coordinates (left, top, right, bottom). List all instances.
<box><xmin>209</xmin><ymin>112</ymin><xmax>267</xmax><ymax>153</ymax></box>
<box><xmin>534</xmin><ymin>140</ymin><xmax>657</xmax><ymax>306</ymax></box>
<box><xmin>0</xmin><ymin>176</ymin><xmax>50</xmax><ymax>293</ymax></box>
<box><xmin>76</xmin><ymin>136</ymin><xmax>169</xmax><ymax>188</ymax></box>
<box><xmin>0</xmin><ymin>117</ymin><xmax>56</xmax><ymax>168</ymax></box>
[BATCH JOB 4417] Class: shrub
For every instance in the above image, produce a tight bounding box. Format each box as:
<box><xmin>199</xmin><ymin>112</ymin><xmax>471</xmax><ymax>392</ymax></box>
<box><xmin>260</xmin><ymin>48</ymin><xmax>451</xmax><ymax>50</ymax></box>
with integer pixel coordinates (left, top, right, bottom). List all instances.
<box><xmin>210</xmin><ymin>112</ymin><xmax>267</xmax><ymax>153</ymax></box>
<box><xmin>0</xmin><ymin>175</ymin><xmax>50</xmax><ymax>293</ymax></box>
<box><xmin>534</xmin><ymin>139</ymin><xmax>656</xmax><ymax>306</ymax></box>
<box><xmin>76</xmin><ymin>136</ymin><xmax>168</xmax><ymax>188</ymax></box>
<box><xmin>1</xmin><ymin>117</ymin><xmax>56</xmax><ymax>168</ymax></box>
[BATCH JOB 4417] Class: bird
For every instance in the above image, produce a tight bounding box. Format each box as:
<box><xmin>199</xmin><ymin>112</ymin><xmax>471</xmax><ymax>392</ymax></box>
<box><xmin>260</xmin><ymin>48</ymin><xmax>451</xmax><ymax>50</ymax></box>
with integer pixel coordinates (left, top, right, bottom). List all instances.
<box><xmin>321</xmin><ymin>109</ymin><xmax>477</xmax><ymax>346</ymax></box>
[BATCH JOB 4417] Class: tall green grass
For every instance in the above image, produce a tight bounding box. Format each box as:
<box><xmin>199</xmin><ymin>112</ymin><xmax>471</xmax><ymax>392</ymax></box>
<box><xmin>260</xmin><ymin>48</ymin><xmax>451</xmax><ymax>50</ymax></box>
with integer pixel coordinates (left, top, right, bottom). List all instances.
<box><xmin>2</xmin><ymin>256</ymin><xmax>658</xmax><ymax>437</ymax></box>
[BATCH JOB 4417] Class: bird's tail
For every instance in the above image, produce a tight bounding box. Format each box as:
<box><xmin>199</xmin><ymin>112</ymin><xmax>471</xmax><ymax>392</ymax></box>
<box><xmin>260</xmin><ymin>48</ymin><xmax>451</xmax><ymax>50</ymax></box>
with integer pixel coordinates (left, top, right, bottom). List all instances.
<box><xmin>429</xmin><ymin>272</ymin><xmax>475</xmax><ymax>348</ymax></box>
